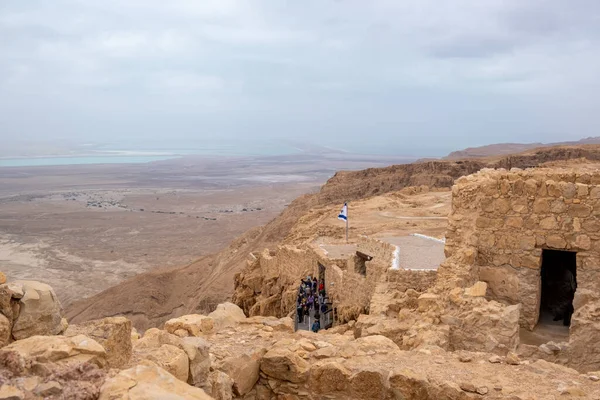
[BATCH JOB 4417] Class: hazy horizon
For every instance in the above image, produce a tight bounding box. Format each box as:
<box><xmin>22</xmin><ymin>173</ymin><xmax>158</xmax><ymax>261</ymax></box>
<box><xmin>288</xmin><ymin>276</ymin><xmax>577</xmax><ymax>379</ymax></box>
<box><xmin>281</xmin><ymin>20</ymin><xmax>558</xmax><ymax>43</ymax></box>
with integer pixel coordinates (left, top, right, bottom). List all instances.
<box><xmin>2</xmin><ymin>1</ymin><xmax>600</xmax><ymax>156</ymax></box>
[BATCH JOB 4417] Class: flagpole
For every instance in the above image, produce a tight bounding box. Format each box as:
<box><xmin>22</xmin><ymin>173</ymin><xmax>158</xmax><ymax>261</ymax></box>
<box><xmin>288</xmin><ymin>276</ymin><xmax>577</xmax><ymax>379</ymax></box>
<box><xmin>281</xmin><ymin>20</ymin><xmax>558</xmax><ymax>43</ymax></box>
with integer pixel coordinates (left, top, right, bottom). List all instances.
<box><xmin>346</xmin><ymin>203</ymin><xmax>348</xmax><ymax>243</ymax></box>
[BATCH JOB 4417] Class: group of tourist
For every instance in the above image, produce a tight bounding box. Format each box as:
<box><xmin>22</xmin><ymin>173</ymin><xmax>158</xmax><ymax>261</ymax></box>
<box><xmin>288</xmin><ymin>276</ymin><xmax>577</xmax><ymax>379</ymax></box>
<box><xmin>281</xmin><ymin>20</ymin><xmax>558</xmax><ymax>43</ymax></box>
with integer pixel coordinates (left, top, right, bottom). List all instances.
<box><xmin>297</xmin><ymin>276</ymin><xmax>328</xmax><ymax>332</ymax></box>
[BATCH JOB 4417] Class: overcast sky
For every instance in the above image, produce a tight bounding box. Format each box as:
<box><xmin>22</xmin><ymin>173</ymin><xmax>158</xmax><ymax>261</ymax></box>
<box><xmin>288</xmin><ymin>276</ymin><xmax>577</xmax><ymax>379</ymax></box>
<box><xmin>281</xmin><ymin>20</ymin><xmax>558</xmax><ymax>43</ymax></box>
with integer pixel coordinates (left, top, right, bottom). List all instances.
<box><xmin>1</xmin><ymin>0</ymin><xmax>600</xmax><ymax>156</ymax></box>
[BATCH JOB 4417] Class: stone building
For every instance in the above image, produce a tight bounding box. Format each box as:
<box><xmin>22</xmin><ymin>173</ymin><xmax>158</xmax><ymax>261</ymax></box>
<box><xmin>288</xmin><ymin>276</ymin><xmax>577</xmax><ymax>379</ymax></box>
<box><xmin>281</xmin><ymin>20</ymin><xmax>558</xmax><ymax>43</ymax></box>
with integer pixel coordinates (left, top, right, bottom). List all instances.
<box><xmin>438</xmin><ymin>166</ymin><xmax>600</xmax><ymax>370</ymax></box>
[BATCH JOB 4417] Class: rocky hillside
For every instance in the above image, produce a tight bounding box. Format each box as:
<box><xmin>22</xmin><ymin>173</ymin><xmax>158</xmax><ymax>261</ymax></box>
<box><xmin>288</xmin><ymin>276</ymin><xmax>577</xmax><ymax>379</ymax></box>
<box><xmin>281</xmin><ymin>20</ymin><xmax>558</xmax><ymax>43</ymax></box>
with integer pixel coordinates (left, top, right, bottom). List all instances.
<box><xmin>66</xmin><ymin>145</ymin><xmax>600</xmax><ymax>330</ymax></box>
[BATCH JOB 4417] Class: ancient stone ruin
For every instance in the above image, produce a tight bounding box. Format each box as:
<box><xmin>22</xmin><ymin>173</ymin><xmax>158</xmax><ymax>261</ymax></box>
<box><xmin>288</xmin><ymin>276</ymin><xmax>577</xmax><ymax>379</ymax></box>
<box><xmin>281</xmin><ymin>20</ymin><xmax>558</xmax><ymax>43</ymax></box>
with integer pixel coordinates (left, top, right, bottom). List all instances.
<box><xmin>439</xmin><ymin>166</ymin><xmax>600</xmax><ymax>372</ymax></box>
<box><xmin>233</xmin><ymin>236</ymin><xmax>439</xmax><ymax>325</ymax></box>
<box><xmin>234</xmin><ymin>164</ymin><xmax>600</xmax><ymax>376</ymax></box>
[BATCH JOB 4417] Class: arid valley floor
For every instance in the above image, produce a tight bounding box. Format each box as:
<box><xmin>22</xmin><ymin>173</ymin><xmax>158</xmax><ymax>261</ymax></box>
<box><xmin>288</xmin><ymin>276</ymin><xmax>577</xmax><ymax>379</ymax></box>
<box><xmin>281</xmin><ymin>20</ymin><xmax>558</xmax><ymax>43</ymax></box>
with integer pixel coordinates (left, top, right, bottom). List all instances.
<box><xmin>0</xmin><ymin>153</ymin><xmax>403</xmax><ymax>306</ymax></box>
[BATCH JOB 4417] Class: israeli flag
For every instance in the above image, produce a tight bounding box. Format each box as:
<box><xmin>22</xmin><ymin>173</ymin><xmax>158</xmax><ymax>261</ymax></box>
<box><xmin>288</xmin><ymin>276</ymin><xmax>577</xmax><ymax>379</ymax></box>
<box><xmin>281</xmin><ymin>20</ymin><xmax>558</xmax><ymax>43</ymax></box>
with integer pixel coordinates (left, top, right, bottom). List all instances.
<box><xmin>338</xmin><ymin>203</ymin><xmax>348</xmax><ymax>221</ymax></box>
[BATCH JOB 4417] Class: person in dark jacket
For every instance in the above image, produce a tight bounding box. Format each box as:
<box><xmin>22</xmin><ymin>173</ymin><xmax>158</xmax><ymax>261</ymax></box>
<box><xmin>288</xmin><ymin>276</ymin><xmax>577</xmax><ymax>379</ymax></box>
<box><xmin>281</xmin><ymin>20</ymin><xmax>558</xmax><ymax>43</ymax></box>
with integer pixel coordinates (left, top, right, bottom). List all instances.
<box><xmin>311</xmin><ymin>320</ymin><xmax>320</xmax><ymax>333</ymax></box>
<box><xmin>297</xmin><ymin>304</ymin><xmax>304</xmax><ymax>323</ymax></box>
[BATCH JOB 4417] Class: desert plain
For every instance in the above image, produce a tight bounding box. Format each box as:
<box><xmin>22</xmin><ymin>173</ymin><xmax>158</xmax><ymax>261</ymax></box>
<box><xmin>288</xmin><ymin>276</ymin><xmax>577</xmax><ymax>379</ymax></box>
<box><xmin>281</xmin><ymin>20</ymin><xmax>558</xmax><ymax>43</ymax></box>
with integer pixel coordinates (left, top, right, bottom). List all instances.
<box><xmin>0</xmin><ymin>153</ymin><xmax>406</xmax><ymax>306</ymax></box>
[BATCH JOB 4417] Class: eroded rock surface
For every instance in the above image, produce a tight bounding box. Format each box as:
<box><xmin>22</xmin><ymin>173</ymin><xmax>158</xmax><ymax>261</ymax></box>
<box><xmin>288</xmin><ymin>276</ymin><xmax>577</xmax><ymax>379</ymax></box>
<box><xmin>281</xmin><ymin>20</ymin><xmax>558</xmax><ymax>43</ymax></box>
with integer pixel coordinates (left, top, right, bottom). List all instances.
<box><xmin>64</xmin><ymin>317</ymin><xmax>132</xmax><ymax>369</ymax></box>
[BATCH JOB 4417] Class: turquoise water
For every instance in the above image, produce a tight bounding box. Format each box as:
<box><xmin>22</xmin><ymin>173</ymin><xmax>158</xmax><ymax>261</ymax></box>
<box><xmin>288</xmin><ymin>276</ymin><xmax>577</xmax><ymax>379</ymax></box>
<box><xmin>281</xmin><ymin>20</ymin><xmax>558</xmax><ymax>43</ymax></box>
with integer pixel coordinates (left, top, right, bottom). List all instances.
<box><xmin>0</xmin><ymin>155</ymin><xmax>179</xmax><ymax>168</ymax></box>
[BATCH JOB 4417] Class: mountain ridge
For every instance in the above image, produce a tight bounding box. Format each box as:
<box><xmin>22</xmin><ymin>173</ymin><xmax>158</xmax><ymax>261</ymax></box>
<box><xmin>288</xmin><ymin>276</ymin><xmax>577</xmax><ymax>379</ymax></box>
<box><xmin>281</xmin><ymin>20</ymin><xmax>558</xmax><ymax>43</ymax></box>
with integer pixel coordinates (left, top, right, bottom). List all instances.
<box><xmin>444</xmin><ymin>136</ymin><xmax>600</xmax><ymax>159</ymax></box>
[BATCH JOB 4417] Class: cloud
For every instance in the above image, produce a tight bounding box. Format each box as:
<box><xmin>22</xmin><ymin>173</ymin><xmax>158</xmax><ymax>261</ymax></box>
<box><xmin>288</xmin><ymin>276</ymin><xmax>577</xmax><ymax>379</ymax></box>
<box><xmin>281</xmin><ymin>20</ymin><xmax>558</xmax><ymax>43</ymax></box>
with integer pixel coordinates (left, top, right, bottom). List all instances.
<box><xmin>1</xmin><ymin>0</ymin><xmax>600</xmax><ymax>154</ymax></box>
<box><xmin>149</xmin><ymin>72</ymin><xmax>225</xmax><ymax>92</ymax></box>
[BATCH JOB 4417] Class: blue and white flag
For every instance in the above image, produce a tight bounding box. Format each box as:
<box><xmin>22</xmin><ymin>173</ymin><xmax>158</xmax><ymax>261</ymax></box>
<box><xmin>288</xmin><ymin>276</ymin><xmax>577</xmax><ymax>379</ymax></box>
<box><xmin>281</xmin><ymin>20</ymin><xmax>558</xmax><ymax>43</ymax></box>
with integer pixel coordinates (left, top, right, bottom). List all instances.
<box><xmin>338</xmin><ymin>203</ymin><xmax>348</xmax><ymax>221</ymax></box>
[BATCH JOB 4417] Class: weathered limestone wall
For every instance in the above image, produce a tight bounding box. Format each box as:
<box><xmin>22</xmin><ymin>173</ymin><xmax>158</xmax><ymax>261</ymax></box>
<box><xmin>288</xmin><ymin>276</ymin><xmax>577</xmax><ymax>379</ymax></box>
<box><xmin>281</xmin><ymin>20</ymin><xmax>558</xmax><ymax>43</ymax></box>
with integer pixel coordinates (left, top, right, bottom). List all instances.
<box><xmin>440</xmin><ymin>167</ymin><xmax>600</xmax><ymax>330</ymax></box>
<box><xmin>233</xmin><ymin>237</ymin><xmax>399</xmax><ymax>325</ymax></box>
<box><xmin>387</xmin><ymin>268</ymin><xmax>437</xmax><ymax>293</ymax></box>
<box><xmin>251</xmin><ymin>245</ymin><xmax>339</xmax><ymax>317</ymax></box>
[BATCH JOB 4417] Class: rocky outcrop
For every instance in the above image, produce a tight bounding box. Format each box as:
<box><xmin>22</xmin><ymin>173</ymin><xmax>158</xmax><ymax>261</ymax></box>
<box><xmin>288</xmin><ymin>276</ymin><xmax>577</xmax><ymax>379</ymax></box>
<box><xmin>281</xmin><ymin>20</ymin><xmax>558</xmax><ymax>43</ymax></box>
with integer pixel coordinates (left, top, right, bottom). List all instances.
<box><xmin>64</xmin><ymin>316</ymin><xmax>132</xmax><ymax>368</ymax></box>
<box><xmin>99</xmin><ymin>364</ymin><xmax>213</xmax><ymax>400</ymax></box>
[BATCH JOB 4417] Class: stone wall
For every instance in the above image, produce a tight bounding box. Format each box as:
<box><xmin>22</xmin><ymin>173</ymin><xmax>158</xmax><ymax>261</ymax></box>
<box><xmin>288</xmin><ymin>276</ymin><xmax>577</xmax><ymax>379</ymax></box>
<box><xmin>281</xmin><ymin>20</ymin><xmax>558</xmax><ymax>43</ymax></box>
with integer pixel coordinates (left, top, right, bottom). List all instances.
<box><xmin>440</xmin><ymin>167</ymin><xmax>600</xmax><ymax>330</ymax></box>
<box><xmin>387</xmin><ymin>268</ymin><xmax>437</xmax><ymax>293</ymax></box>
<box><xmin>233</xmin><ymin>237</ymin><xmax>399</xmax><ymax>324</ymax></box>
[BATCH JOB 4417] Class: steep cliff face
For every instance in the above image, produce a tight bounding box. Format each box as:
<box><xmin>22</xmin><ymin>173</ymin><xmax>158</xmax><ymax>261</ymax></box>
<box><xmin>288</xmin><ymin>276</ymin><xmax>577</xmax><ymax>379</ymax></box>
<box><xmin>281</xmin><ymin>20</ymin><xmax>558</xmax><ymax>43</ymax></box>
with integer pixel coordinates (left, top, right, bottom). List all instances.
<box><xmin>66</xmin><ymin>145</ymin><xmax>600</xmax><ymax>330</ymax></box>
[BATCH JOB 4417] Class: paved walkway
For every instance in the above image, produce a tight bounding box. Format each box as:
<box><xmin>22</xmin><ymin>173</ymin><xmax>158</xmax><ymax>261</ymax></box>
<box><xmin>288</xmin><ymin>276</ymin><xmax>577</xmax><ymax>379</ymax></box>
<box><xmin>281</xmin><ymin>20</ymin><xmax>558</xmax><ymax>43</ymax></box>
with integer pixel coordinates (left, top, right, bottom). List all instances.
<box><xmin>379</xmin><ymin>235</ymin><xmax>445</xmax><ymax>270</ymax></box>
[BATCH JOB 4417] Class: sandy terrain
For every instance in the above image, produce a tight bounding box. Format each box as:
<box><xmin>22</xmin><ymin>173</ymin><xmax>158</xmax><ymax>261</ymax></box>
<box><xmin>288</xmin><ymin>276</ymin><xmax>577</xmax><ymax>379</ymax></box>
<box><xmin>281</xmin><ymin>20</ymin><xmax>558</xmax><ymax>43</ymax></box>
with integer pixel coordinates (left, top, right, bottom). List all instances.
<box><xmin>0</xmin><ymin>153</ymin><xmax>402</xmax><ymax>306</ymax></box>
<box><xmin>291</xmin><ymin>188</ymin><xmax>451</xmax><ymax>246</ymax></box>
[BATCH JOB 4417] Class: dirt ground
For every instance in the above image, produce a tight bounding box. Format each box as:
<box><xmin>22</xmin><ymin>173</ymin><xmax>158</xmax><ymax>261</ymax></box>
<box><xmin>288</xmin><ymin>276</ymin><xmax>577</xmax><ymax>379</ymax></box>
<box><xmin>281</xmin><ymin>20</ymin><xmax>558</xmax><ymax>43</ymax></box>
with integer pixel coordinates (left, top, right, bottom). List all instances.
<box><xmin>295</xmin><ymin>187</ymin><xmax>451</xmax><ymax>246</ymax></box>
<box><xmin>0</xmin><ymin>153</ymin><xmax>402</xmax><ymax>306</ymax></box>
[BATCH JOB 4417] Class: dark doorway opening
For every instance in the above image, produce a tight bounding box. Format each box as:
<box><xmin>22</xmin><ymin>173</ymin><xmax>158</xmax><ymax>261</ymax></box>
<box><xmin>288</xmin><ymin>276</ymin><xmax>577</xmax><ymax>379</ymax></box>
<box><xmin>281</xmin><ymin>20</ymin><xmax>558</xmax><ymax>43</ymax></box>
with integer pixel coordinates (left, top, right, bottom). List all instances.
<box><xmin>355</xmin><ymin>251</ymin><xmax>372</xmax><ymax>276</ymax></box>
<box><xmin>540</xmin><ymin>249</ymin><xmax>577</xmax><ymax>327</ymax></box>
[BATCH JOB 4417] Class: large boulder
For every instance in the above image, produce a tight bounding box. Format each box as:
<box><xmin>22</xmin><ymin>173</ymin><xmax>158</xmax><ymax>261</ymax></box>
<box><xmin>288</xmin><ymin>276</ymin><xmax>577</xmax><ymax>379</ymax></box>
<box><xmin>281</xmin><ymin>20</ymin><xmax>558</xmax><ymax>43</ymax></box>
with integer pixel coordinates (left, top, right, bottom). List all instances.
<box><xmin>350</xmin><ymin>367</ymin><xmax>390</xmax><ymax>400</ymax></box>
<box><xmin>134</xmin><ymin>328</ymin><xmax>181</xmax><ymax>350</ymax></box>
<box><xmin>207</xmin><ymin>370</ymin><xmax>234</xmax><ymax>400</ymax></box>
<box><xmin>8</xmin><ymin>281</ymin><xmax>64</xmax><ymax>340</ymax></box>
<box><xmin>134</xmin><ymin>328</ymin><xmax>210</xmax><ymax>387</ymax></box>
<box><xmin>180</xmin><ymin>337</ymin><xmax>211</xmax><ymax>388</ymax></box>
<box><xmin>207</xmin><ymin>303</ymin><xmax>246</xmax><ymax>330</ymax></box>
<box><xmin>99</xmin><ymin>364</ymin><xmax>213</xmax><ymax>400</ymax></box>
<box><xmin>64</xmin><ymin>317</ymin><xmax>132</xmax><ymax>368</ymax></box>
<box><xmin>164</xmin><ymin>315</ymin><xmax>214</xmax><ymax>337</ymax></box>
<box><xmin>260</xmin><ymin>347</ymin><xmax>309</xmax><ymax>383</ymax></box>
<box><xmin>140</xmin><ymin>344</ymin><xmax>189</xmax><ymax>383</ymax></box>
<box><xmin>0</xmin><ymin>334</ymin><xmax>107</xmax><ymax>371</ymax></box>
<box><xmin>308</xmin><ymin>361</ymin><xmax>352</xmax><ymax>395</ymax></box>
<box><xmin>219</xmin><ymin>350</ymin><xmax>264</xmax><ymax>396</ymax></box>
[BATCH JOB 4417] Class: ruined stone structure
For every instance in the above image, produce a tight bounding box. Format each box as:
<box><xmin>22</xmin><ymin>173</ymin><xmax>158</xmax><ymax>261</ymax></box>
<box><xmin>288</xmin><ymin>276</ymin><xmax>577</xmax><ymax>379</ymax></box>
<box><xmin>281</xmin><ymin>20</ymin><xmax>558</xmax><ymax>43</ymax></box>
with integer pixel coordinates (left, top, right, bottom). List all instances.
<box><xmin>439</xmin><ymin>166</ymin><xmax>600</xmax><ymax>372</ymax></box>
<box><xmin>233</xmin><ymin>237</ymin><xmax>437</xmax><ymax>324</ymax></box>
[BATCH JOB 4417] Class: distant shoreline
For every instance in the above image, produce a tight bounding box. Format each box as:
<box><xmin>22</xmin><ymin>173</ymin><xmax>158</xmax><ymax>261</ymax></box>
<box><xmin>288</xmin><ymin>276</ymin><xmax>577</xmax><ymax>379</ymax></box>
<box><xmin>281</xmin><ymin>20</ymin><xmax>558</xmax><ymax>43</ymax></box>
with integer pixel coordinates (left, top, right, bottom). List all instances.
<box><xmin>0</xmin><ymin>154</ymin><xmax>181</xmax><ymax>168</ymax></box>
